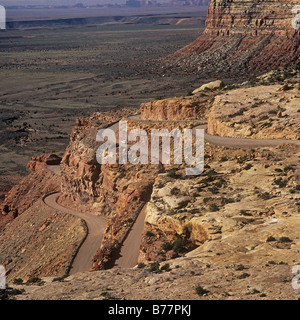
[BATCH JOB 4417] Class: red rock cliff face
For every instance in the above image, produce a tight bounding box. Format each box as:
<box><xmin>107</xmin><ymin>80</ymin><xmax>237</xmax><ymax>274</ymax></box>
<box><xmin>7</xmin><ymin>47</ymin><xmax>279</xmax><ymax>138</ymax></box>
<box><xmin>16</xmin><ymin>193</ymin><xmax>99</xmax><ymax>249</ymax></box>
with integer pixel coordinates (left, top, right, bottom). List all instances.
<box><xmin>58</xmin><ymin>118</ymin><xmax>164</xmax><ymax>269</ymax></box>
<box><xmin>169</xmin><ymin>0</ymin><xmax>300</xmax><ymax>76</ymax></box>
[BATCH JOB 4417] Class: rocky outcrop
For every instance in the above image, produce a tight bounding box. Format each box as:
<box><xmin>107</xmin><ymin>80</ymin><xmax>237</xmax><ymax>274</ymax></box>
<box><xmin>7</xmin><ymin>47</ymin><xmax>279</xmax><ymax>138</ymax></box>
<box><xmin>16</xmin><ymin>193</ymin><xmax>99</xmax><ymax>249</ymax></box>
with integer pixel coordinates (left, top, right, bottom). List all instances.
<box><xmin>27</xmin><ymin>154</ymin><xmax>62</xmax><ymax>172</ymax></box>
<box><xmin>11</xmin><ymin>142</ymin><xmax>300</xmax><ymax>300</ymax></box>
<box><xmin>168</xmin><ymin>0</ymin><xmax>300</xmax><ymax>76</ymax></box>
<box><xmin>58</xmin><ymin>116</ymin><xmax>164</xmax><ymax>270</ymax></box>
<box><xmin>89</xmin><ymin>163</ymin><xmax>163</xmax><ymax>270</ymax></box>
<box><xmin>74</xmin><ymin>108</ymin><xmax>136</xmax><ymax>129</ymax></box>
<box><xmin>139</xmin><ymin>142</ymin><xmax>300</xmax><ymax>266</ymax></box>
<box><xmin>204</xmin><ymin>0</ymin><xmax>298</xmax><ymax>36</ymax></box>
<box><xmin>140</xmin><ymin>91</ymin><xmax>216</xmax><ymax>121</ymax></box>
<box><xmin>207</xmin><ymin>70</ymin><xmax>300</xmax><ymax>140</ymax></box>
<box><xmin>141</xmin><ymin>97</ymin><xmax>204</xmax><ymax>120</ymax></box>
<box><xmin>192</xmin><ymin>80</ymin><xmax>224</xmax><ymax>94</ymax></box>
<box><xmin>139</xmin><ymin>173</ymin><xmax>210</xmax><ymax>263</ymax></box>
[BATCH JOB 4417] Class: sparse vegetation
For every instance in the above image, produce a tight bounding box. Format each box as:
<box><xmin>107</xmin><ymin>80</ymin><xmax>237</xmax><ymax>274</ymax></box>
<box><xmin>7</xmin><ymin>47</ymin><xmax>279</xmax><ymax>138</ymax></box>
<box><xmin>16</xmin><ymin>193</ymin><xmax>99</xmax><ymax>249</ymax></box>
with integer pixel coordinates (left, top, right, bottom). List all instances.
<box><xmin>279</xmin><ymin>237</ymin><xmax>292</xmax><ymax>243</ymax></box>
<box><xmin>161</xmin><ymin>263</ymin><xmax>171</xmax><ymax>271</ymax></box>
<box><xmin>172</xmin><ymin>237</ymin><xmax>186</xmax><ymax>253</ymax></box>
<box><xmin>0</xmin><ymin>287</ymin><xmax>24</xmax><ymax>300</ymax></box>
<box><xmin>167</xmin><ymin>169</ymin><xmax>179</xmax><ymax>178</ymax></box>
<box><xmin>209</xmin><ymin>203</ymin><xmax>219</xmax><ymax>212</ymax></box>
<box><xmin>149</xmin><ymin>261</ymin><xmax>160</xmax><ymax>272</ymax></box>
<box><xmin>258</xmin><ymin>115</ymin><xmax>269</xmax><ymax>121</ymax></box>
<box><xmin>195</xmin><ymin>285</ymin><xmax>210</xmax><ymax>296</ymax></box>
<box><xmin>258</xmin><ymin>192</ymin><xmax>272</xmax><ymax>200</ymax></box>
<box><xmin>235</xmin><ymin>264</ymin><xmax>245</xmax><ymax>271</ymax></box>
<box><xmin>283</xmin><ymin>165</ymin><xmax>295</xmax><ymax>173</ymax></box>
<box><xmin>273</xmin><ymin>178</ymin><xmax>288</xmax><ymax>188</ymax></box>
<box><xmin>266</xmin><ymin>236</ymin><xmax>276</xmax><ymax>242</ymax></box>
<box><xmin>146</xmin><ymin>231</ymin><xmax>155</xmax><ymax>237</ymax></box>
<box><xmin>161</xmin><ymin>241</ymin><xmax>173</xmax><ymax>251</ymax></box>
<box><xmin>137</xmin><ymin>263</ymin><xmax>145</xmax><ymax>269</ymax></box>
<box><xmin>52</xmin><ymin>274</ymin><xmax>69</xmax><ymax>282</ymax></box>
<box><xmin>13</xmin><ymin>278</ymin><xmax>23</xmax><ymax>285</ymax></box>
<box><xmin>237</xmin><ymin>273</ymin><xmax>250</xmax><ymax>279</ymax></box>
<box><xmin>26</xmin><ymin>277</ymin><xmax>44</xmax><ymax>286</ymax></box>
<box><xmin>244</xmin><ymin>163</ymin><xmax>253</xmax><ymax>170</ymax></box>
<box><xmin>170</xmin><ymin>187</ymin><xmax>180</xmax><ymax>195</ymax></box>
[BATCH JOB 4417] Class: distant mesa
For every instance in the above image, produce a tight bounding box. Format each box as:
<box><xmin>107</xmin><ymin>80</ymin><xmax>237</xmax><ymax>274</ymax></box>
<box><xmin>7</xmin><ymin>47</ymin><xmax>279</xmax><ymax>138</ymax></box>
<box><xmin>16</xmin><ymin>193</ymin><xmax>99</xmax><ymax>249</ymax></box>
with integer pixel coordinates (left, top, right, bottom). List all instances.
<box><xmin>167</xmin><ymin>0</ymin><xmax>300</xmax><ymax>76</ymax></box>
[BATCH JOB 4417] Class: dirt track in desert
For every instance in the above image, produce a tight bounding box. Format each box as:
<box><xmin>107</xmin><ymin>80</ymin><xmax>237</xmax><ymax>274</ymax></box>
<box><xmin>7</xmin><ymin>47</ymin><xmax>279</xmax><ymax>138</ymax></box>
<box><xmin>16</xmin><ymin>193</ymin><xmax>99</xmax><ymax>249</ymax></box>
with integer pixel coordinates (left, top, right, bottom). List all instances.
<box><xmin>42</xmin><ymin>117</ymin><xmax>300</xmax><ymax>274</ymax></box>
<box><xmin>43</xmin><ymin>192</ymin><xmax>107</xmax><ymax>274</ymax></box>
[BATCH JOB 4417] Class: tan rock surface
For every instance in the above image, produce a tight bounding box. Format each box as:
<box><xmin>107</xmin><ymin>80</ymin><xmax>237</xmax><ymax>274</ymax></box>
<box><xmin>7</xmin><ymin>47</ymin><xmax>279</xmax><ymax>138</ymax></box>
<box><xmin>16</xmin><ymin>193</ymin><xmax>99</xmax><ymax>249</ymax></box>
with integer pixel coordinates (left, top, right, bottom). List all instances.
<box><xmin>140</xmin><ymin>93</ymin><xmax>215</xmax><ymax>121</ymax></box>
<box><xmin>207</xmin><ymin>75</ymin><xmax>300</xmax><ymax>140</ymax></box>
<box><xmin>192</xmin><ymin>80</ymin><xmax>225</xmax><ymax>94</ymax></box>
<box><xmin>9</xmin><ymin>142</ymin><xmax>299</xmax><ymax>300</ymax></box>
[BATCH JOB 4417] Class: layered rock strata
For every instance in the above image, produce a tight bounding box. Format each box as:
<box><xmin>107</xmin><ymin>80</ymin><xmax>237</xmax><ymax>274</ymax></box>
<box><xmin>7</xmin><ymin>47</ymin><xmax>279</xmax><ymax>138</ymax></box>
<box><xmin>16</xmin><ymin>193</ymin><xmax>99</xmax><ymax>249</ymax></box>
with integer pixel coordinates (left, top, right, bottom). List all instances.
<box><xmin>140</xmin><ymin>90</ymin><xmax>217</xmax><ymax>121</ymax></box>
<box><xmin>168</xmin><ymin>0</ymin><xmax>300</xmax><ymax>76</ymax></box>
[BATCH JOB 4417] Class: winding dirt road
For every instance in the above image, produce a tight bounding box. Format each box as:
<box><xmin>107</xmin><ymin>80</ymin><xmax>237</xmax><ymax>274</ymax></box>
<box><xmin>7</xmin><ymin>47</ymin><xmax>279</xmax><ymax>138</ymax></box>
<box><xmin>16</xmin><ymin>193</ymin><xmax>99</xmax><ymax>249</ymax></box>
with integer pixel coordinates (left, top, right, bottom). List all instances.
<box><xmin>42</xmin><ymin>115</ymin><xmax>300</xmax><ymax>274</ymax></box>
<box><xmin>129</xmin><ymin>115</ymin><xmax>300</xmax><ymax>147</ymax></box>
<box><xmin>113</xmin><ymin>204</ymin><xmax>147</xmax><ymax>268</ymax></box>
<box><xmin>192</xmin><ymin>123</ymin><xmax>300</xmax><ymax>147</ymax></box>
<box><xmin>43</xmin><ymin>192</ymin><xmax>107</xmax><ymax>274</ymax></box>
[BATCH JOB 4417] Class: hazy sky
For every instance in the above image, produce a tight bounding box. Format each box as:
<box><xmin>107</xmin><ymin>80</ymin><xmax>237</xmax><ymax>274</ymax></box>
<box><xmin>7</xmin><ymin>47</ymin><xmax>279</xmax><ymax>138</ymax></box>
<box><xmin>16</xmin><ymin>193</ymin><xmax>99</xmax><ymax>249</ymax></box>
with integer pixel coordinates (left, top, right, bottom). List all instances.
<box><xmin>1</xmin><ymin>0</ymin><xmax>171</xmax><ymax>5</ymax></box>
<box><xmin>2</xmin><ymin>1</ymin><xmax>127</xmax><ymax>5</ymax></box>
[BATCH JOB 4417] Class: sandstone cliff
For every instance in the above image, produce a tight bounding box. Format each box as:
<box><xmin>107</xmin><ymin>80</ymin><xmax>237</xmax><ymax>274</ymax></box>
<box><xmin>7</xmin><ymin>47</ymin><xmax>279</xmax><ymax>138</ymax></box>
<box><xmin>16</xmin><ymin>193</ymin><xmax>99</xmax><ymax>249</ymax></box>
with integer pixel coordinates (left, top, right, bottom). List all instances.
<box><xmin>140</xmin><ymin>89</ymin><xmax>216</xmax><ymax>121</ymax></box>
<box><xmin>141</xmin><ymin>96</ymin><xmax>206</xmax><ymax>121</ymax></box>
<box><xmin>168</xmin><ymin>0</ymin><xmax>300</xmax><ymax>76</ymax></box>
<box><xmin>58</xmin><ymin>111</ymin><xmax>164</xmax><ymax>270</ymax></box>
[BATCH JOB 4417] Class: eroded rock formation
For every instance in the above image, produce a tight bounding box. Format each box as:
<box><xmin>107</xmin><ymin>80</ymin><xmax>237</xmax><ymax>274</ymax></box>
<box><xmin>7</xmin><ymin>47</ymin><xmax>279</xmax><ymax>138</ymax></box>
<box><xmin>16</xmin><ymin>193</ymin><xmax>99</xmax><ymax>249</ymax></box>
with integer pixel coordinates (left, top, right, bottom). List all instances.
<box><xmin>58</xmin><ymin>112</ymin><xmax>164</xmax><ymax>270</ymax></box>
<box><xmin>27</xmin><ymin>154</ymin><xmax>62</xmax><ymax>172</ymax></box>
<box><xmin>140</xmin><ymin>90</ymin><xmax>216</xmax><ymax>121</ymax></box>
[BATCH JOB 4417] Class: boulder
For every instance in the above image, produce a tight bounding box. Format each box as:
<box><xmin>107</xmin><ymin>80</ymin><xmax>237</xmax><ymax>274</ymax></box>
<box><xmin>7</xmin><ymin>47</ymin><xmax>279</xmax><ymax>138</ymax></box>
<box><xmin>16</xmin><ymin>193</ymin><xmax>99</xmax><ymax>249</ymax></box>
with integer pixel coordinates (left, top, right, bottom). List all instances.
<box><xmin>192</xmin><ymin>80</ymin><xmax>225</xmax><ymax>94</ymax></box>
